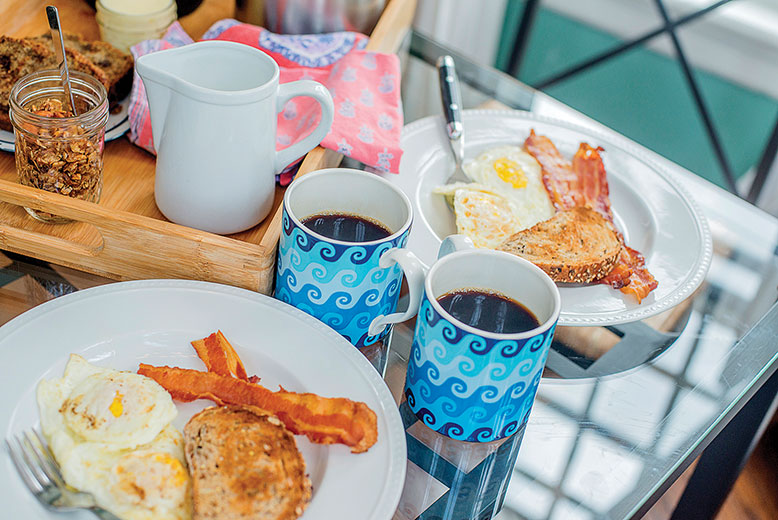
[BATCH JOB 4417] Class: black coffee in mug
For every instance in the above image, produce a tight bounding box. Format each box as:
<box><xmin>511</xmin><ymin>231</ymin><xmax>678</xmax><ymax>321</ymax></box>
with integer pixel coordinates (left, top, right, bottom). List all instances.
<box><xmin>302</xmin><ymin>212</ymin><xmax>392</xmax><ymax>242</ymax></box>
<box><xmin>437</xmin><ymin>289</ymin><xmax>540</xmax><ymax>334</ymax></box>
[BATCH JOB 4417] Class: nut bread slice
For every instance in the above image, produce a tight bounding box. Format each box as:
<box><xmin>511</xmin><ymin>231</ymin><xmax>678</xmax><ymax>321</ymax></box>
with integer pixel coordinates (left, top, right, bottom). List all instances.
<box><xmin>27</xmin><ymin>33</ymin><xmax>133</xmax><ymax>103</ymax></box>
<box><xmin>0</xmin><ymin>35</ymin><xmax>108</xmax><ymax>131</ymax></box>
<box><xmin>499</xmin><ymin>206</ymin><xmax>622</xmax><ymax>283</ymax></box>
<box><xmin>184</xmin><ymin>406</ymin><xmax>312</xmax><ymax>520</ymax></box>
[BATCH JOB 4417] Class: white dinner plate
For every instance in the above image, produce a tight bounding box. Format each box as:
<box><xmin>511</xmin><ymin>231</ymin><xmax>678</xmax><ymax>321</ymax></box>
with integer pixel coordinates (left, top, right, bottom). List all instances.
<box><xmin>378</xmin><ymin>110</ymin><xmax>712</xmax><ymax>326</ymax></box>
<box><xmin>0</xmin><ymin>96</ymin><xmax>131</xmax><ymax>153</ymax></box>
<box><xmin>0</xmin><ymin>280</ymin><xmax>406</xmax><ymax>520</ymax></box>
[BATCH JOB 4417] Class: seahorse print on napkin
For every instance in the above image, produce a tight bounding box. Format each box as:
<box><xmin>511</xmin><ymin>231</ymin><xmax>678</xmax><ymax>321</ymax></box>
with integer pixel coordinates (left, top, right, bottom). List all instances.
<box><xmin>360</xmin><ymin>88</ymin><xmax>374</xmax><ymax>107</ymax></box>
<box><xmin>339</xmin><ymin>99</ymin><xmax>356</xmax><ymax>118</ymax></box>
<box><xmin>378</xmin><ymin>73</ymin><xmax>395</xmax><ymax>93</ymax></box>
<box><xmin>377</xmin><ymin>114</ymin><xmax>393</xmax><ymax>130</ymax></box>
<box><xmin>376</xmin><ymin>148</ymin><xmax>393</xmax><ymax>172</ymax></box>
<box><xmin>357</xmin><ymin>125</ymin><xmax>374</xmax><ymax>144</ymax></box>
<box><xmin>361</xmin><ymin>52</ymin><xmax>377</xmax><ymax>70</ymax></box>
<box><xmin>337</xmin><ymin>138</ymin><xmax>353</xmax><ymax>156</ymax></box>
<box><xmin>282</xmin><ymin>100</ymin><xmax>297</xmax><ymax>120</ymax></box>
<box><xmin>342</xmin><ymin>66</ymin><xmax>357</xmax><ymax>82</ymax></box>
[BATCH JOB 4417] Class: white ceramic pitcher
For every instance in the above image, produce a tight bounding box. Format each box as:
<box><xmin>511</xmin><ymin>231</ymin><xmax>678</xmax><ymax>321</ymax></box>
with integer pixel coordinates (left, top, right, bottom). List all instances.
<box><xmin>136</xmin><ymin>40</ymin><xmax>334</xmax><ymax>234</ymax></box>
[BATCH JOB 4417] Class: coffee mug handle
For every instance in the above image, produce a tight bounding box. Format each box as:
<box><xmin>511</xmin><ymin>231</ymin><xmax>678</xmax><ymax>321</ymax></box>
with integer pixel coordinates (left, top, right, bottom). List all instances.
<box><xmin>367</xmin><ymin>248</ymin><xmax>427</xmax><ymax>337</ymax></box>
<box><xmin>274</xmin><ymin>80</ymin><xmax>335</xmax><ymax>174</ymax></box>
<box><xmin>438</xmin><ymin>234</ymin><xmax>475</xmax><ymax>258</ymax></box>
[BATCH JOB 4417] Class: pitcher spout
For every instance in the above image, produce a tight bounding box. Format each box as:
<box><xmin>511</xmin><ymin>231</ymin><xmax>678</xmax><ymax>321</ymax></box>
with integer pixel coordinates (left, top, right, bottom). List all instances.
<box><xmin>135</xmin><ymin>41</ymin><xmax>283</xmax><ymax>151</ymax></box>
<box><xmin>135</xmin><ymin>53</ymin><xmax>177</xmax><ymax>150</ymax></box>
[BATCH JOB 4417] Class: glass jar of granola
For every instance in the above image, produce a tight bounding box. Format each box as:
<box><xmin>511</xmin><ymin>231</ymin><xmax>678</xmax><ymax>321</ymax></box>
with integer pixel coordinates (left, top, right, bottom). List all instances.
<box><xmin>9</xmin><ymin>69</ymin><xmax>109</xmax><ymax>223</ymax></box>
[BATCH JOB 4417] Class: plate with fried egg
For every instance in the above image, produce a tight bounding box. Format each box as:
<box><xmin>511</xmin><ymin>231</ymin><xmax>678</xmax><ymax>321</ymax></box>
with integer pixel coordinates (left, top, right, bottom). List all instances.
<box><xmin>0</xmin><ymin>280</ymin><xmax>406</xmax><ymax>520</ymax></box>
<box><xmin>378</xmin><ymin>110</ymin><xmax>712</xmax><ymax>326</ymax></box>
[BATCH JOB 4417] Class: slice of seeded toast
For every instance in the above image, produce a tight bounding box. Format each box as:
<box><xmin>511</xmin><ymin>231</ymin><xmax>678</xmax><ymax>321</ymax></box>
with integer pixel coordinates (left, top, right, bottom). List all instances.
<box><xmin>184</xmin><ymin>406</ymin><xmax>312</xmax><ymax>520</ymax></box>
<box><xmin>499</xmin><ymin>206</ymin><xmax>622</xmax><ymax>283</ymax></box>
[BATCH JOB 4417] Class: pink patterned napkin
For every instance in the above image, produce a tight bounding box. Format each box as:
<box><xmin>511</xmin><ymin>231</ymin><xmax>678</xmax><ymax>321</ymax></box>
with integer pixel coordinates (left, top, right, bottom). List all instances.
<box><xmin>129</xmin><ymin>20</ymin><xmax>403</xmax><ymax>185</ymax></box>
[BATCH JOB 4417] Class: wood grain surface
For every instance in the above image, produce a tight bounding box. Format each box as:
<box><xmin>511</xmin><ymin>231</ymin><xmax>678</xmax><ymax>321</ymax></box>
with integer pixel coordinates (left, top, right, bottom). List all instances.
<box><xmin>0</xmin><ymin>0</ymin><xmax>416</xmax><ymax>293</ymax></box>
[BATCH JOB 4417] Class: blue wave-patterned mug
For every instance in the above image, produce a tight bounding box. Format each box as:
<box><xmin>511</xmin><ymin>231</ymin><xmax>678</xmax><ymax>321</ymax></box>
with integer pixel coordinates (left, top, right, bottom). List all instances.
<box><xmin>275</xmin><ymin>168</ymin><xmax>425</xmax><ymax>349</ymax></box>
<box><xmin>405</xmin><ymin>238</ymin><xmax>561</xmax><ymax>442</ymax></box>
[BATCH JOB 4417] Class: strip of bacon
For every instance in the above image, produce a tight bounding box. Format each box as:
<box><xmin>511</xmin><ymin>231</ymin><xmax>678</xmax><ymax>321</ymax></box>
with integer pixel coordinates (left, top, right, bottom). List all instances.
<box><xmin>599</xmin><ymin>246</ymin><xmax>657</xmax><ymax>302</ymax></box>
<box><xmin>571</xmin><ymin>142</ymin><xmax>613</xmax><ymax>222</ymax></box>
<box><xmin>525</xmin><ymin>130</ymin><xmax>658</xmax><ymax>302</ymax></box>
<box><xmin>525</xmin><ymin>129</ymin><xmax>585</xmax><ymax>211</ymax></box>
<box><xmin>191</xmin><ymin>330</ymin><xmax>251</xmax><ymax>381</ymax></box>
<box><xmin>571</xmin><ymin>147</ymin><xmax>658</xmax><ymax>302</ymax></box>
<box><xmin>138</xmin><ymin>364</ymin><xmax>378</xmax><ymax>453</ymax></box>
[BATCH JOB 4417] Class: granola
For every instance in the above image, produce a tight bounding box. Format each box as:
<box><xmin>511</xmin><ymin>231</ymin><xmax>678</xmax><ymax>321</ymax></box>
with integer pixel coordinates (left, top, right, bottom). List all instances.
<box><xmin>14</xmin><ymin>98</ymin><xmax>103</xmax><ymax>201</ymax></box>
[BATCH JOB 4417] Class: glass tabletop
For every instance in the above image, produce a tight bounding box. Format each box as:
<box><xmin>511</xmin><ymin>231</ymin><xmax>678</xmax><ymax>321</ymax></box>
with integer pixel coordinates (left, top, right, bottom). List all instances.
<box><xmin>0</xmin><ymin>28</ymin><xmax>776</xmax><ymax>520</ymax></box>
<box><xmin>385</xmin><ymin>30</ymin><xmax>778</xmax><ymax>520</ymax></box>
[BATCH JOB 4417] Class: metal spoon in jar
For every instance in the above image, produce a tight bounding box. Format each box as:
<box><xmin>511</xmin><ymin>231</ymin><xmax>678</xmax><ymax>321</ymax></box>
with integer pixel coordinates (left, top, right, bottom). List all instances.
<box><xmin>45</xmin><ymin>5</ymin><xmax>78</xmax><ymax>115</ymax></box>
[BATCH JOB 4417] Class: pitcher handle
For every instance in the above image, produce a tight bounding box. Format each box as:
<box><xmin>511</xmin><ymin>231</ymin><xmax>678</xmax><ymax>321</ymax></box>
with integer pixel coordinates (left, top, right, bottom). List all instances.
<box><xmin>274</xmin><ymin>80</ymin><xmax>334</xmax><ymax>174</ymax></box>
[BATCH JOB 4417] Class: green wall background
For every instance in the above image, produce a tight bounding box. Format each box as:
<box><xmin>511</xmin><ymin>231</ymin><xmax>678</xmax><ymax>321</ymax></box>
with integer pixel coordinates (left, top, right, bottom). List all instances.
<box><xmin>495</xmin><ymin>1</ymin><xmax>778</xmax><ymax>189</ymax></box>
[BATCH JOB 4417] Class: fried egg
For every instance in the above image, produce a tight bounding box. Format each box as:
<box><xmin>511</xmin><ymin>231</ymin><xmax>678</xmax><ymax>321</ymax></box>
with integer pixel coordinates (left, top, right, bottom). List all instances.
<box><xmin>60</xmin><ymin>425</ymin><xmax>192</xmax><ymax>520</ymax></box>
<box><xmin>435</xmin><ymin>145</ymin><xmax>555</xmax><ymax>249</ymax></box>
<box><xmin>463</xmin><ymin>145</ymin><xmax>554</xmax><ymax>230</ymax></box>
<box><xmin>433</xmin><ymin>183</ymin><xmax>524</xmax><ymax>248</ymax></box>
<box><xmin>37</xmin><ymin>355</ymin><xmax>190</xmax><ymax>520</ymax></box>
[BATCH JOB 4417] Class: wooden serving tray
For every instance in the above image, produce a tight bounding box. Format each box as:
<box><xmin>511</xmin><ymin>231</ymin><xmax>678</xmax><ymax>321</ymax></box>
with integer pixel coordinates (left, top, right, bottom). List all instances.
<box><xmin>0</xmin><ymin>0</ymin><xmax>416</xmax><ymax>293</ymax></box>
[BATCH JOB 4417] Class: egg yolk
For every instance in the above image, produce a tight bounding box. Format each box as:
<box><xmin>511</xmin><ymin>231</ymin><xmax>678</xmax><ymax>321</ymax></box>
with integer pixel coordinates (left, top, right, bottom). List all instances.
<box><xmin>152</xmin><ymin>453</ymin><xmax>189</xmax><ymax>487</ymax></box>
<box><xmin>493</xmin><ymin>158</ymin><xmax>527</xmax><ymax>188</ymax></box>
<box><xmin>109</xmin><ymin>391</ymin><xmax>124</xmax><ymax>418</ymax></box>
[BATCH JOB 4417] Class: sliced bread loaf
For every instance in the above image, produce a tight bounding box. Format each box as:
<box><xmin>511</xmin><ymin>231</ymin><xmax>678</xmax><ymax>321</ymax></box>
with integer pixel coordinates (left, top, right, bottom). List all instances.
<box><xmin>0</xmin><ymin>36</ymin><xmax>53</xmax><ymax>131</ymax></box>
<box><xmin>499</xmin><ymin>206</ymin><xmax>622</xmax><ymax>283</ymax></box>
<box><xmin>0</xmin><ymin>34</ymin><xmax>128</xmax><ymax>132</ymax></box>
<box><xmin>184</xmin><ymin>406</ymin><xmax>312</xmax><ymax>520</ymax></box>
<box><xmin>27</xmin><ymin>33</ymin><xmax>132</xmax><ymax>103</ymax></box>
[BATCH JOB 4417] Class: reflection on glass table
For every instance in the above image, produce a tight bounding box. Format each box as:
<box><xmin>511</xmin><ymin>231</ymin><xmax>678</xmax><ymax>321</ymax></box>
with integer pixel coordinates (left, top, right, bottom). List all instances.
<box><xmin>385</xmin><ymin>30</ymin><xmax>778</xmax><ymax>520</ymax></box>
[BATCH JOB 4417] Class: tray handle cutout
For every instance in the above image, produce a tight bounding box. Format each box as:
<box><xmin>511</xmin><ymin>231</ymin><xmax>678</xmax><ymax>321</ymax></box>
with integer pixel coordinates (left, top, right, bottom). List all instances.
<box><xmin>0</xmin><ymin>181</ymin><xmax>105</xmax><ymax>258</ymax></box>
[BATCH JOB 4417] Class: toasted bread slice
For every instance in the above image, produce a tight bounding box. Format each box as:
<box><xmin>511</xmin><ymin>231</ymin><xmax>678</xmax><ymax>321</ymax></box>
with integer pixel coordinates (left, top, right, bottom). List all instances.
<box><xmin>499</xmin><ymin>206</ymin><xmax>622</xmax><ymax>283</ymax></box>
<box><xmin>184</xmin><ymin>406</ymin><xmax>312</xmax><ymax>520</ymax></box>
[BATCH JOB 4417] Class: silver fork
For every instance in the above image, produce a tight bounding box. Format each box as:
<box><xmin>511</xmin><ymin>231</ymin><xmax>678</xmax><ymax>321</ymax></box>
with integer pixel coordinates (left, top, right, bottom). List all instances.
<box><xmin>437</xmin><ymin>55</ymin><xmax>470</xmax><ymax>184</ymax></box>
<box><xmin>6</xmin><ymin>430</ymin><xmax>121</xmax><ymax>519</ymax></box>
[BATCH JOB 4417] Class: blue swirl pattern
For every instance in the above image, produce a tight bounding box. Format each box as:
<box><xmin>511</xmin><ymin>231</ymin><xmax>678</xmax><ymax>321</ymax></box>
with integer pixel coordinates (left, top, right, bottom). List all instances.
<box><xmin>405</xmin><ymin>294</ymin><xmax>557</xmax><ymax>442</ymax></box>
<box><xmin>275</xmin><ymin>207</ymin><xmax>409</xmax><ymax>348</ymax></box>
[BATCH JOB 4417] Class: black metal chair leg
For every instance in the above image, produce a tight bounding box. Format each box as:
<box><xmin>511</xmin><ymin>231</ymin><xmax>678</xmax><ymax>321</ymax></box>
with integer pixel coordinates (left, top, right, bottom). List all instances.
<box><xmin>747</xmin><ymin>115</ymin><xmax>778</xmax><ymax>203</ymax></box>
<box><xmin>506</xmin><ymin>0</ymin><xmax>541</xmax><ymax>79</ymax></box>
